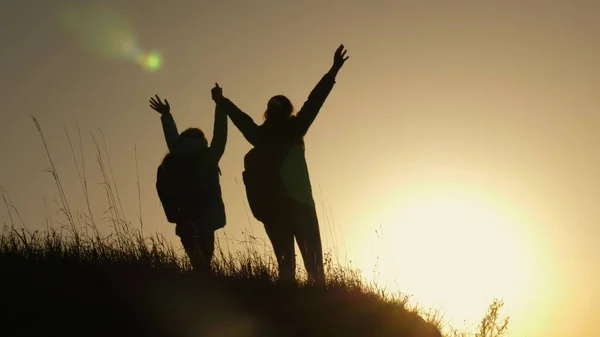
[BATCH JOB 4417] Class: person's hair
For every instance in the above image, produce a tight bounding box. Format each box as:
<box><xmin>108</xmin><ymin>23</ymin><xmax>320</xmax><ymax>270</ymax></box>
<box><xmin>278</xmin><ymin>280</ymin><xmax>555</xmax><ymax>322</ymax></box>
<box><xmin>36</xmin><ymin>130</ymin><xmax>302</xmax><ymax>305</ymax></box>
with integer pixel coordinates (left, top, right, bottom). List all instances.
<box><xmin>177</xmin><ymin>127</ymin><xmax>208</xmax><ymax>147</ymax></box>
<box><xmin>263</xmin><ymin>95</ymin><xmax>294</xmax><ymax>121</ymax></box>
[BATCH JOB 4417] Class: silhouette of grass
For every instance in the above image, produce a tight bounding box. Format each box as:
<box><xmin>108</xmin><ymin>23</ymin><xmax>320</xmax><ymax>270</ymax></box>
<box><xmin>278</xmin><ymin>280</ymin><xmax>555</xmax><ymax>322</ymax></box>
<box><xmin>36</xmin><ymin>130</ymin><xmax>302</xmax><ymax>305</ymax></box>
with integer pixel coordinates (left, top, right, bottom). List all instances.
<box><xmin>0</xmin><ymin>118</ymin><xmax>509</xmax><ymax>337</ymax></box>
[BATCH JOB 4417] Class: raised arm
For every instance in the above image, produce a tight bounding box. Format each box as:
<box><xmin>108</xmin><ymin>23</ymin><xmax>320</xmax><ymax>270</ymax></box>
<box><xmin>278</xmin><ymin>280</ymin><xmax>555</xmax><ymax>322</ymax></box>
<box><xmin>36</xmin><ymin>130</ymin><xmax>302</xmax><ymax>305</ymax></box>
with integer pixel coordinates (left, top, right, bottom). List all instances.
<box><xmin>211</xmin><ymin>84</ymin><xmax>259</xmax><ymax>146</ymax></box>
<box><xmin>294</xmin><ymin>44</ymin><xmax>349</xmax><ymax>136</ymax></box>
<box><xmin>209</xmin><ymin>94</ymin><xmax>228</xmax><ymax>162</ymax></box>
<box><xmin>150</xmin><ymin>95</ymin><xmax>180</xmax><ymax>151</ymax></box>
<box><xmin>160</xmin><ymin>113</ymin><xmax>180</xmax><ymax>151</ymax></box>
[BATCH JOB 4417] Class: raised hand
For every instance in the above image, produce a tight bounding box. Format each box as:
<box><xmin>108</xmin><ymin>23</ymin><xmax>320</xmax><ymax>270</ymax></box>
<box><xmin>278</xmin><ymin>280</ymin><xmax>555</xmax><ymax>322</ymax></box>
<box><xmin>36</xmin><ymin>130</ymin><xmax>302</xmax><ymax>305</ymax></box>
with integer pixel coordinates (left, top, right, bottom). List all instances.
<box><xmin>333</xmin><ymin>44</ymin><xmax>349</xmax><ymax>69</ymax></box>
<box><xmin>149</xmin><ymin>95</ymin><xmax>170</xmax><ymax>115</ymax></box>
<box><xmin>211</xmin><ymin>82</ymin><xmax>224</xmax><ymax>102</ymax></box>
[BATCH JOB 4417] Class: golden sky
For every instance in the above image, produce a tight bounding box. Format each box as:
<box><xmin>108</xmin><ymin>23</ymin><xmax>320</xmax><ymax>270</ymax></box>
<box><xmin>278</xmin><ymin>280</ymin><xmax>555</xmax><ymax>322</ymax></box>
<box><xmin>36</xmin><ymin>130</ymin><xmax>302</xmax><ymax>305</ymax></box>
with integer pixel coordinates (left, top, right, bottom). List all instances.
<box><xmin>1</xmin><ymin>1</ymin><xmax>598</xmax><ymax>336</ymax></box>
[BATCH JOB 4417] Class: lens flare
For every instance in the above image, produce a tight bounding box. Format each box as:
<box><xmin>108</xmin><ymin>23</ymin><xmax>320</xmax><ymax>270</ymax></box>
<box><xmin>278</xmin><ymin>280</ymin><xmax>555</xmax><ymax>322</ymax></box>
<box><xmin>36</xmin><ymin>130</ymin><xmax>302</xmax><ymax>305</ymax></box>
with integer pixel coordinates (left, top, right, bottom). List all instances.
<box><xmin>145</xmin><ymin>51</ymin><xmax>162</xmax><ymax>71</ymax></box>
<box><xmin>61</xmin><ymin>5</ymin><xmax>162</xmax><ymax>72</ymax></box>
<box><xmin>135</xmin><ymin>51</ymin><xmax>162</xmax><ymax>72</ymax></box>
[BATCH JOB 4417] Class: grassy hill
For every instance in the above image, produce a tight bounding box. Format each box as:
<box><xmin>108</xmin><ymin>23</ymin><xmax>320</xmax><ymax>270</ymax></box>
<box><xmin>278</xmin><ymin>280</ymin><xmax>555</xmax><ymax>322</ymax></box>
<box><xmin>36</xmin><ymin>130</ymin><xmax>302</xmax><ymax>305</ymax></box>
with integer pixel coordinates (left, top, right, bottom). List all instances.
<box><xmin>0</xmin><ymin>225</ymin><xmax>447</xmax><ymax>337</ymax></box>
<box><xmin>0</xmin><ymin>119</ymin><xmax>509</xmax><ymax>337</ymax></box>
<box><xmin>0</xmin><ymin>224</ymin><xmax>512</xmax><ymax>337</ymax></box>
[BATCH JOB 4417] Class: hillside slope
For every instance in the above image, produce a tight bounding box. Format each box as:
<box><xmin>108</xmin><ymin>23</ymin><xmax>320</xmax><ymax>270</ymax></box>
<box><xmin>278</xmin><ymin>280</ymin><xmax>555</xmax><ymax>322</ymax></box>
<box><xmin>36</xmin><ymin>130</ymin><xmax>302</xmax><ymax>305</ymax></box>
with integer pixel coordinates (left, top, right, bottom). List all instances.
<box><xmin>0</xmin><ymin>230</ymin><xmax>441</xmax><ymax>337</ymax></box>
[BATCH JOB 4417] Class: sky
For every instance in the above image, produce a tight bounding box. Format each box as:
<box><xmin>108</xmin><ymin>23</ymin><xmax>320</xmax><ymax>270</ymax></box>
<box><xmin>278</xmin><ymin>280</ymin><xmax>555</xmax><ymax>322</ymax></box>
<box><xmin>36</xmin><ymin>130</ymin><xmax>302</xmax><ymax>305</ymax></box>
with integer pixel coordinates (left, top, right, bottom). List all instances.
<box><xmin>1</xmin><ymin>1</ymin><xmax>599</xmax><ymax>336</ymax></box>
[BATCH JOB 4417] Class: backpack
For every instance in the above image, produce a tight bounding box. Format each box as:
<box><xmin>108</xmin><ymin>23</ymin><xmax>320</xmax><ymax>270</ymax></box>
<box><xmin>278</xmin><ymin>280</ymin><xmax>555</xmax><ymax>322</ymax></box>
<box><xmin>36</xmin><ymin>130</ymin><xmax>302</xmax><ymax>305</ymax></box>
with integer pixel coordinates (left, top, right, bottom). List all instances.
<box><xmin>156</xmin><ymin>148</ymin><xmax>221</xmax><ymax>224</ymax></box>
<box><xmin>242</xmin><ymin>145</ymin><xmax>291</xmax><ymax>222</ymax></box>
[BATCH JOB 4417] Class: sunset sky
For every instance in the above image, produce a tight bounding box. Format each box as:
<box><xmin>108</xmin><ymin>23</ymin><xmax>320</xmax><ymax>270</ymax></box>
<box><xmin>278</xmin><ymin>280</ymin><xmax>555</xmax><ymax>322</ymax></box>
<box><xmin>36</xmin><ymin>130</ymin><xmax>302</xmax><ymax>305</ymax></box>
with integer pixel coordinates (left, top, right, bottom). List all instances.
<box><xmin>1</xmin><ymin>1</ymin><xmax>599</xmax><ymax>336</ymax></box>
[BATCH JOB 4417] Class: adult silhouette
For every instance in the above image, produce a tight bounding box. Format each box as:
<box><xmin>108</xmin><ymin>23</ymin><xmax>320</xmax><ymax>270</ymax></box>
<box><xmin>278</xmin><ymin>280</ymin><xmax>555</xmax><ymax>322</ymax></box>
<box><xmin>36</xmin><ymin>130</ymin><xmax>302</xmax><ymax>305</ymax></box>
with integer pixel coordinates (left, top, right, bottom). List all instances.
<box><xmin>213</xmin><ymin>45</ymin><xmax>349</xmax><ymax>284</ymax></box>
<box><xmin>150</xmin><ymin>86</ymin><xmax>227</xmax><ymax>273</ymax></box>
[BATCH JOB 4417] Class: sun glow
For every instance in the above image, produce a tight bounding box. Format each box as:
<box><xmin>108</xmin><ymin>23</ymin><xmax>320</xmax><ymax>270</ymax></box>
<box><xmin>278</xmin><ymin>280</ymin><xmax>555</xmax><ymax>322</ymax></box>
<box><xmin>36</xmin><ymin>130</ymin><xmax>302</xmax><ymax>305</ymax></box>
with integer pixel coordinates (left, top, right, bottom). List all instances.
<box><xmin>359</xmin><ymin>187</ymin><xmax>539</xmax><ymax>331</ymax></box>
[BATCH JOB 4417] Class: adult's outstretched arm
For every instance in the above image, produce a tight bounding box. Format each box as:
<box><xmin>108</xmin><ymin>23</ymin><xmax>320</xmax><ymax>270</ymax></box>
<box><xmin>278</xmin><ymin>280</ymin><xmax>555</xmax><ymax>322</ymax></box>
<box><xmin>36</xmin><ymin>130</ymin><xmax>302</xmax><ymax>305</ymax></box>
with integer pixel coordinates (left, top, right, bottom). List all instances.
<box><xmin>216</xmin><ymin>97</ymin><xmax>259</xmax><ymax>146</ymax></box>
<box><xmin>294</xmin><ymin>44</ymin><xmax>349</xmax><ymax>136</ymax></box>
<box><xmin>293</xmin><ymin>70</ymin><xmax>337</xmax><ymax>136</ymax></box>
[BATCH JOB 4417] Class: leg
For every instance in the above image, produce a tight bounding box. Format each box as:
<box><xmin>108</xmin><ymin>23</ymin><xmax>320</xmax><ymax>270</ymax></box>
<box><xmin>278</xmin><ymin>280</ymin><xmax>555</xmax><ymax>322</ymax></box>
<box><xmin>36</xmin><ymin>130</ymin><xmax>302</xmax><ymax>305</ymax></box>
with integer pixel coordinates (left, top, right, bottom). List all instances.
<box><xmin>263</xmin><ymin>219</ymin><xmax>296</xmax><ymax>283</ymax></box>
<box><xmin>180</xmin><ymin>223</ymin><xmax>215</xmax><ymax>274</ymax></box>
<box><xmin>198</xmin><ymin>225</ymin><xmax>216</xmax><ymax>263</ymax></box>
<box><xmin>181</xmin><ymin>237</ymin><xmax>208</xmax><ymax>273</ymax></box>
<box><xmin>291</xmin><ymin>203</ymin><xmax>325</xmax><ymax>285</ymax></box>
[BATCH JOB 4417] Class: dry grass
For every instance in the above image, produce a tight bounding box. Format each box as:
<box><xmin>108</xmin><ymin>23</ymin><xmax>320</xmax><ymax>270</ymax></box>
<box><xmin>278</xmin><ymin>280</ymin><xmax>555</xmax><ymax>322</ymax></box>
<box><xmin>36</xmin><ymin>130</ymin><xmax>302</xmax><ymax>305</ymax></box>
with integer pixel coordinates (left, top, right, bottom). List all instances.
<box><xmin>0</xmin><ymin>118</ymin><xmax>509</xmax><ymax>337</ymax></box>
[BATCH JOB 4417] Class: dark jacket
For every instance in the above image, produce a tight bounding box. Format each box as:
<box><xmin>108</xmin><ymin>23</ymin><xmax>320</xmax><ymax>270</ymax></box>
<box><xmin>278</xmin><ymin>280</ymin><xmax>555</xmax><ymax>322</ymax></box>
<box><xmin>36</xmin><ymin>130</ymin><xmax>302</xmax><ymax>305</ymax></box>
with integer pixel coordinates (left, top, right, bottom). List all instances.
<box><xmin>158</xmin><ymin>104</ymin><xmax>228</xmax><ymax>234</ymax></box>
<box><xmin>219</xmin><ymin>72</ymin><xmax>336</xmax><ymax>207</ymax></box>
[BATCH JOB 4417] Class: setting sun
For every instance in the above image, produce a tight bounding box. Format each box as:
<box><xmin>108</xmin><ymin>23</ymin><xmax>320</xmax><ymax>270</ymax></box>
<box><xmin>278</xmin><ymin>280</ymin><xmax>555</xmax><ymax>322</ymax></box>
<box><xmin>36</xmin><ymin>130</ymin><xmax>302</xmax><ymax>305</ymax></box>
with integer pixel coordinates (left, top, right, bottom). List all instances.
<box><xmin>358</xmin><ymin>183</ymin><xmax>540</xmax><ymax>329</ymax></box>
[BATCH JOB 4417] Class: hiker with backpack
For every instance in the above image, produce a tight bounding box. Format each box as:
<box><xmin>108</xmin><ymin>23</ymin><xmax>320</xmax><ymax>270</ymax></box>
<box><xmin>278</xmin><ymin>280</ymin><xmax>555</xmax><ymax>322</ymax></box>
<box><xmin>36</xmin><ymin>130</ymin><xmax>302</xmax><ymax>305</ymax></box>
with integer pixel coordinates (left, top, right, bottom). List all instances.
<box><xmin>212</xmin><ymin>44</ymin><xmax>350</xmax><ymax>285</ymax></box>
<box><xmin>150</xmin><ymin>84</ymin><xmax>227</xmax><ymax>273</ymax></box>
